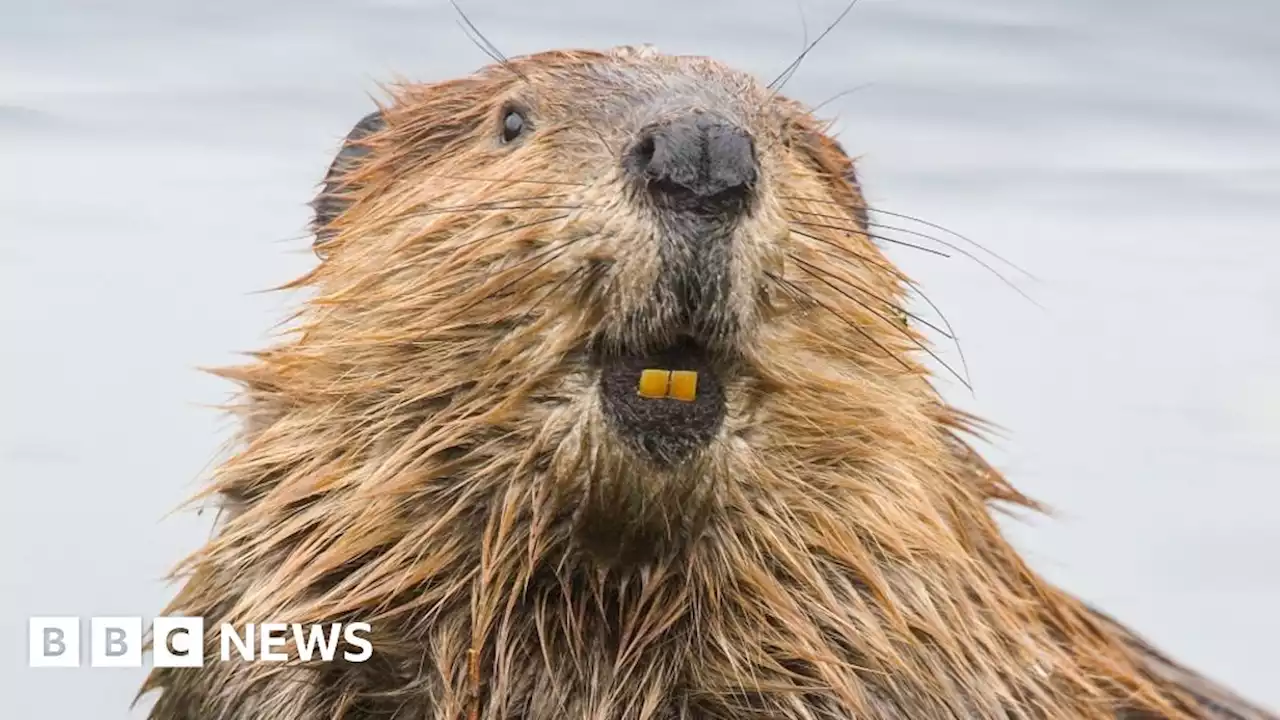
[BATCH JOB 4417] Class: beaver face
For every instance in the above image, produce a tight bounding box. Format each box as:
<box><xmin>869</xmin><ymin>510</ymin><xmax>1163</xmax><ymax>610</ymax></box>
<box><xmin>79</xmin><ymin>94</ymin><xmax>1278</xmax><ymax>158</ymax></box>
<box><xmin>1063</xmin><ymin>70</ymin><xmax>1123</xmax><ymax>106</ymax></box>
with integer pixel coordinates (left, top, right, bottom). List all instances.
<box><xmin>308</xmin><ymin>45</ymin><xmax>910</xmax><ymax>556</ymax></box>
<box><xmin>442</xmin><ymin>49</ymin><xmax>795</xmax><ymax>467</ymax></box>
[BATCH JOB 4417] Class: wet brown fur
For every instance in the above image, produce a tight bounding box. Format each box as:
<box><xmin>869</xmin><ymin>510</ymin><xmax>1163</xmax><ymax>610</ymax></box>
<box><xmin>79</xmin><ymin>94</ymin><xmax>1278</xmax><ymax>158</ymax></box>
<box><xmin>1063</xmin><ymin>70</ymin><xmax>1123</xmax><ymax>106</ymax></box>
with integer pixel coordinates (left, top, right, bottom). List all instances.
<box><xmin>140</xmin><ymin>48</ymin><xmax>1275</xmax><ymax>720</ymax></box>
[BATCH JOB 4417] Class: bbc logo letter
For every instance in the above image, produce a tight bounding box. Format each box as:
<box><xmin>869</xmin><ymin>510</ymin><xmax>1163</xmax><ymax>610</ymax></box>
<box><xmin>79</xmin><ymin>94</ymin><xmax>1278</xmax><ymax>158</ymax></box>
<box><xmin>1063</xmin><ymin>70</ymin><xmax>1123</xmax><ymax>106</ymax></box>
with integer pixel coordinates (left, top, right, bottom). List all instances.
<box><xmin>30</xmin><ymin>617</ymin><xmax>81</xmax><ymax>667</ymax></box>
<box><xmin>91</xmin><ymin>617</ymin><xmax>143</xmax><ymax>667</ymax></box>
<box><xmin>153</xmin><ymin>616</ymin><xmax>204</xmax><ymax>668</ymax></box>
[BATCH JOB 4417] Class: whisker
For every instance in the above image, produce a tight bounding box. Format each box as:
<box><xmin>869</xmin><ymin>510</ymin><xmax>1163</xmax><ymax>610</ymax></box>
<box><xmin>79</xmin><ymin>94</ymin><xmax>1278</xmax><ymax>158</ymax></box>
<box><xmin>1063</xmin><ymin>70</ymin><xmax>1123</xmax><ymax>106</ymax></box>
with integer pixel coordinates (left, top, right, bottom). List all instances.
<box><xmin>454</xmin><ymin>19</ymin><xmax>506</xmax><ymax>72</ymax></box>
<box><xmin>786</xmin><ymin>252</ymin><xmax>952</xmax><ymax>340</ymax></box>
<box><xmin>516</xmin><ymin>266</ymin><xmax>588</xmax><ymax>324</ymax></box>
<box><xmin>872</xmin><ymin>207</ymin><xmax>1036</xmax><ymax>281</ymax></box>
<box><xmin>400</xmin><ymin>203</ymin><xmax>591</xmax><ymax>223</ymax></box>
<box><xmin>865</xmin><ymin>220</ymin><xmax>1039</xmax><ymax>307</ymax></box>
<box><xmin>790</xmin><ymin>257</ymin><xmax>972</xmax><ymax>390</ymax></box>
<box><xmin>449</xmin><ymin>0</ymin><xmax>529</xmax><ymax>83</ymax></box>
<box><xmin>788</xmin><ymin>224</ymin><xmax>973</xmax><ymax>387</ymax></box>
<box><xmin>435</xmin><ymin>229</ymin><xmax>587</xmax><ymax>330</ymax></box>
<box><xmin>795</xmin><ymin>0</ymin><xmax>811</xmax><ymax>54</ymax></box>
<box><xmin>410</xmin><ymin>193</ymin><xmax>571</xmax><ymax>211</ymax></box>
<box><xmin>407</xmin><ymin>173</ymin><xmax>588</xmax><ymax>187</ymax></box>
<box><xmin>576</xmin><ymin>122</ymin><xmax>617</xmax><ymax>158</ymax></box>
<box><xmin>347</xmin><ymin>199</ymin><xmax>577</xmax><ymax>241</ymax></box>
<box><xmin>781</xmin><ymin>196</ymin><xmax>1035</xmax><ymax>280</ymax></box>
<box><xmin>767</xmin><ymin>0</ymin><xmax>863</xmax><ymax>96</ymax></box>
<box><xmin>791</xmin><ymin>220</ymin><xmax>951</xmax><ymax>258</ymax></box>
<box><xmin>767</xmin><ymin>270</ymin><xmax>915</xmax><ymax>375</ymax></box>
<box><xmin>439</xmin><ymin>213</ymin><xmax>573</xmax><ymax>270</ymax></box>
<box><xmin>810</xmin><ymin>83</ymin><xmax>875</xmax><ymax>115</ymax></box>
<box><xmin>902</xmin><ymin>276</ymin><xmax>971</xmax><ymax>392</ymax></box>
<box><xmin>786</xmin><ymin>226</ymin><xmax>913</xmax><ymax>282</ymax></box>
<box><xmin>500</xmin><ymin>234</ymin><xmax>590</xmax><ymax>291</ymax></box>
<box><xmin>785</xmin><ymin>210</ymin><xmax>1038</xmax><ymax>308</ymax></box>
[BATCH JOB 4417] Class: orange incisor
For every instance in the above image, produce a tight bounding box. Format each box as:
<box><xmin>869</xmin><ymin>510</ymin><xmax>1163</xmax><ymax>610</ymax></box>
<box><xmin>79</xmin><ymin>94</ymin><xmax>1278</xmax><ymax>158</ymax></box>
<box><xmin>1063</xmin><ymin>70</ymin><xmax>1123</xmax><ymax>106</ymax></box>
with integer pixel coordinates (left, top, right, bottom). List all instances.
<box><xmin>636</xmin><ymin>369</ymin><xmax>698</xmax><ymax>402</ymax></box>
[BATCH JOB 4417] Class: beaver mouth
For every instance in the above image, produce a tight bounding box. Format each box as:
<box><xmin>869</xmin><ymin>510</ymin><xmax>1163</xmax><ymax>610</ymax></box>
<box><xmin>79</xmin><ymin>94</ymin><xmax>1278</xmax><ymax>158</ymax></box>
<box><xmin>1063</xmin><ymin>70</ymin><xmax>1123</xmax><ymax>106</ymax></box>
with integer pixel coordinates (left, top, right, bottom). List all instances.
<box><xmin>596</xmin><ymin>335</ymin><xmax>727</xmax><ymax>466</ymax></box>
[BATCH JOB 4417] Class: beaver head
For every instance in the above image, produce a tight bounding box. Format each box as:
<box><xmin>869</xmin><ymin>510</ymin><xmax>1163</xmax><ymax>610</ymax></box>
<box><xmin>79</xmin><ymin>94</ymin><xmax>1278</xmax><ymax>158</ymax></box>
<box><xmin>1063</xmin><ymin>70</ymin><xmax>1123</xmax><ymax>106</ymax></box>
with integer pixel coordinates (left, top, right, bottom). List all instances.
<box><xmin>299</xmin><ymin>46</ymin><xmax>932</xmax><ymax>560</ymax></box>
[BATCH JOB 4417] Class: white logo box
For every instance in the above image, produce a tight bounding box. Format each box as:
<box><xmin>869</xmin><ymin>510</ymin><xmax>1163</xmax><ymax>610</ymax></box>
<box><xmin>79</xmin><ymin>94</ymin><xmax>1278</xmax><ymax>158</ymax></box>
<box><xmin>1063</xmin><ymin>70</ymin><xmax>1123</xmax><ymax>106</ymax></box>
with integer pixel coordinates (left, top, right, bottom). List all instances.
<box><xmin>29</xmin><ymin>616</ymin><xmax>201</xmax><ymax>668</ymax></box>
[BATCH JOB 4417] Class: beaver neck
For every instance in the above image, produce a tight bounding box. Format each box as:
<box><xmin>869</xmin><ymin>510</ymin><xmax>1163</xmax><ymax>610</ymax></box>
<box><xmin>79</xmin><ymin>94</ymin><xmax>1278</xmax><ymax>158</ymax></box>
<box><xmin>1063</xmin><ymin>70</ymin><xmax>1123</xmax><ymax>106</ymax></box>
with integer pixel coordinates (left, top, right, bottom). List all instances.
<box><xmin>431</xmin><ymin>462</ymin><xmax>1183</xmax><ymax>720</ymax></box>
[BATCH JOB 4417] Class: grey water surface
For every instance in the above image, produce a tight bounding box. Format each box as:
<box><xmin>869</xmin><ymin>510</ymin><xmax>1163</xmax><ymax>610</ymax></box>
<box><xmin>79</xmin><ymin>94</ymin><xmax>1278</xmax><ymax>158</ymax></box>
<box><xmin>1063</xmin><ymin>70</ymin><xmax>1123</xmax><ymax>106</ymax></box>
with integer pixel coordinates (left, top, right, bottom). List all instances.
<box><xmin>1</xmin><ymin>0</ymin><xmax>1276</xmax><ymax>717</ymax></box>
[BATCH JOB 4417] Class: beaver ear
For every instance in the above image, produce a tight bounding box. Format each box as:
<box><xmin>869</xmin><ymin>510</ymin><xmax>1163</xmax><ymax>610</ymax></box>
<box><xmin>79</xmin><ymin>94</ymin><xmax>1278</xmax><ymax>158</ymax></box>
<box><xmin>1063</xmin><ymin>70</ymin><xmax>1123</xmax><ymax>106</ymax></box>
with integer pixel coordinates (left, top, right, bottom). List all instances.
<box><xmin>311</xmin><ymin>109</ymin><xmax>387</xmax><ymax>257</ymax></box>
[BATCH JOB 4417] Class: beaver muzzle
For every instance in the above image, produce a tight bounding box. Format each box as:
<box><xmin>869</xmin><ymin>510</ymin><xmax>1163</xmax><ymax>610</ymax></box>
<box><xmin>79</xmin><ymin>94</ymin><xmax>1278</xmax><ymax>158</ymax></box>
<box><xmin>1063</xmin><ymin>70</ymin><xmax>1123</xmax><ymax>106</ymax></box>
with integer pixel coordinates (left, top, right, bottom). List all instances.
<box><xmin>591</xmin><ymin>111</ymin><xmax>754</xmax><ymax>465</ymax></box>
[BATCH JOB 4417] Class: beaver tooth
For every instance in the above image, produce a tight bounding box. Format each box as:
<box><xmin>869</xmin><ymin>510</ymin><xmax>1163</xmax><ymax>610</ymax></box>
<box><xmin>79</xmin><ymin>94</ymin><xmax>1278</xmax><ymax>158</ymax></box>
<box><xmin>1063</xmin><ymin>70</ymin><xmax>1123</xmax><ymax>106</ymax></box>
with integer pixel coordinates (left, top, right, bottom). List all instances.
<box><xmin>638</xmin><ymin>369</ymin><xmax>671</xmax><ymax>399</ymax></box>
<box><xmin>636</xmin><ymin>368</ymin><xmax>700</xmax><ymax>401</ymax></box>
<box><xmin>668</xmin><ymin>371</ymin><xmax>698</xmax><ymax>402</ymax></box>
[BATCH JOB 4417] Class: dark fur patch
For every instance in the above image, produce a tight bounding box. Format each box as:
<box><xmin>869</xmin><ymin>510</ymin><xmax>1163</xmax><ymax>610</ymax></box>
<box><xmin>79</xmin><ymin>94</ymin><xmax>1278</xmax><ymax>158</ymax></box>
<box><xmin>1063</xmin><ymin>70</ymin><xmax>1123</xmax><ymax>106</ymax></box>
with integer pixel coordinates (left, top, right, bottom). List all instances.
<box><xmin>311</xmin><ymin>109</ymin><xmax>386</xmax><ymax>255</ymax></box>
<box><xmin>597</xmin><ymin>337</ymin><xmax>726</xmax><ymax>465</ymax></box>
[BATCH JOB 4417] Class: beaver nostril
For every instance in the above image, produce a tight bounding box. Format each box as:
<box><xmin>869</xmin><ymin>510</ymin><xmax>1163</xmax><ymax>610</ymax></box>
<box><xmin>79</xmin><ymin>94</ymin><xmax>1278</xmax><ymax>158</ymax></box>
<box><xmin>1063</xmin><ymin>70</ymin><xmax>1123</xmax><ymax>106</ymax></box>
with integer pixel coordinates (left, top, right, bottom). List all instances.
<box><xmin>628</xmin><ymin>114</ymin><xmax>757</xmax><ymax>215</ymax></box>
<box><xmin>634</xmin><ymin>136</ymin><xmax>656</xmax><ymax>166</ymax></box>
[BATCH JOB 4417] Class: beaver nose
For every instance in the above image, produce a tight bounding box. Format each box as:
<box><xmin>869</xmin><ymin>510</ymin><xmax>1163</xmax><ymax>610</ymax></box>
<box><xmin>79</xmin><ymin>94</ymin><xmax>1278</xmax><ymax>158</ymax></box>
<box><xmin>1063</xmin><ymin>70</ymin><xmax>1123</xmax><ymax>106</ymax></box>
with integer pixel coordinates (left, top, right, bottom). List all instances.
<box><xmin>628</xmin><ymin>114</ymin><xmax>757</xmax><ymax>214</ymax></box>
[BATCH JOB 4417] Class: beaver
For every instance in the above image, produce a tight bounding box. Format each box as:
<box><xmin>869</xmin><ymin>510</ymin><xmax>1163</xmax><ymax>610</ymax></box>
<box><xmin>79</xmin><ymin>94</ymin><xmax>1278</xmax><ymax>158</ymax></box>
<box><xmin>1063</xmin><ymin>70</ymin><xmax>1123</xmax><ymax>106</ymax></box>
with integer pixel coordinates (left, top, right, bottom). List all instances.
<box><xmin>139</xmin><ymin>46</ymin><xmax>1275</xmax><ymax>720</ymax></box>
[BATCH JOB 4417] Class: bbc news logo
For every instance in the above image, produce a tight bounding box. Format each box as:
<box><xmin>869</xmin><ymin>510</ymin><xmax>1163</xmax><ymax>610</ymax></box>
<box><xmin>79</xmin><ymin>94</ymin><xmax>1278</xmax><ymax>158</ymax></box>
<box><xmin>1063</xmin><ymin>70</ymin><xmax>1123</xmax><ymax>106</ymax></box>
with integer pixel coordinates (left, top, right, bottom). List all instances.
<box><xmin>29</xmin><ymin>617</ymin><xmax>372</xmax><ymax>668</ymax></box>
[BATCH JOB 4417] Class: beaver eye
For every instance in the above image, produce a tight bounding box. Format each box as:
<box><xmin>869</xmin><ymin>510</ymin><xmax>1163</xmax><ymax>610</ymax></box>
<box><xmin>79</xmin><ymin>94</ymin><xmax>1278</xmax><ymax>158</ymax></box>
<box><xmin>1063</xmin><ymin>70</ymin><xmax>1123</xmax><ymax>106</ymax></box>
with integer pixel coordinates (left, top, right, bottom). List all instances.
<box><xmin>501</xmin><ymin>109</ymin><xmax>527</xmax><ymax>143</ymax></box>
